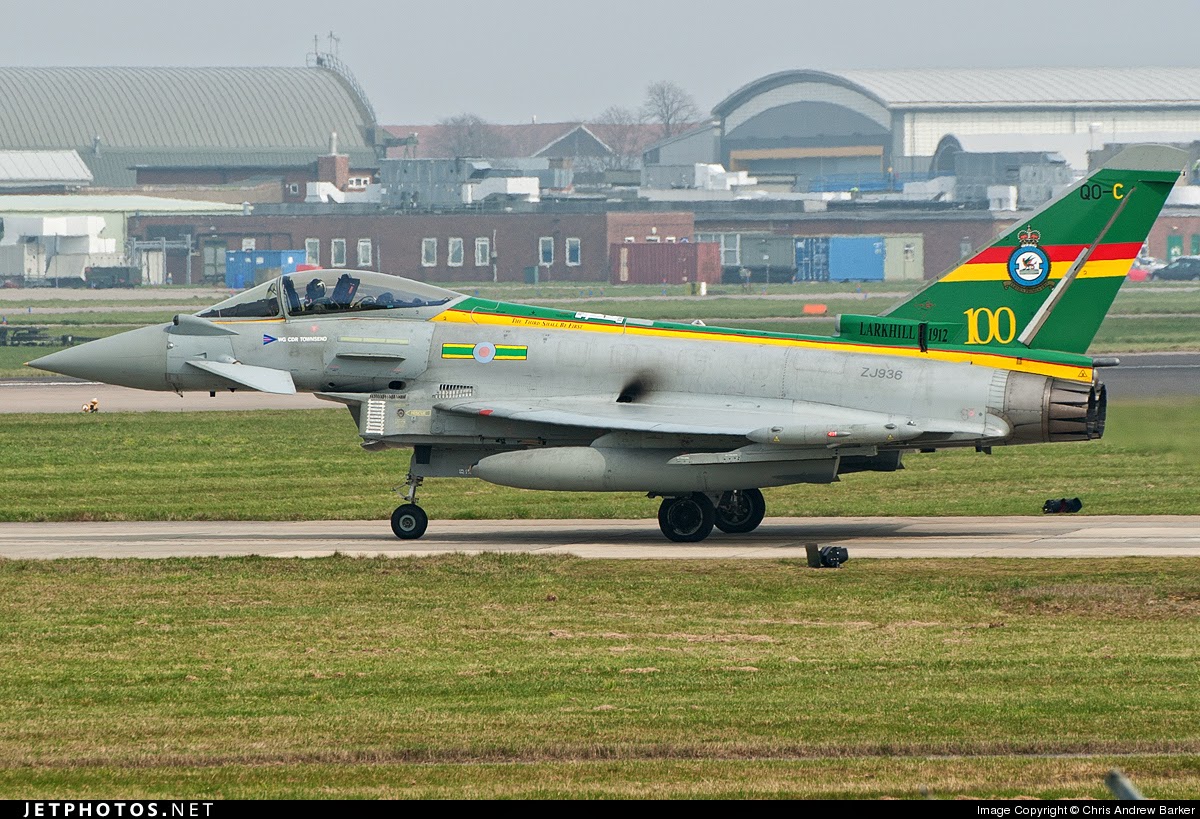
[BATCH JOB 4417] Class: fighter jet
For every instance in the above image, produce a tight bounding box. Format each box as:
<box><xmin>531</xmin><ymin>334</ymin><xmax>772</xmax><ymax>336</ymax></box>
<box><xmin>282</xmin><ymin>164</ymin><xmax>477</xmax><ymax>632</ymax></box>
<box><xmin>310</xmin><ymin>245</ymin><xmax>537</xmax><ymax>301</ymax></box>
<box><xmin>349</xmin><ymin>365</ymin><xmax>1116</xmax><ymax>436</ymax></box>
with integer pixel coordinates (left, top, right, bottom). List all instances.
<box><xmin>29</xmin><ymin>145</ymin><xmax>1184</xmax><ymax>542</ymax></box>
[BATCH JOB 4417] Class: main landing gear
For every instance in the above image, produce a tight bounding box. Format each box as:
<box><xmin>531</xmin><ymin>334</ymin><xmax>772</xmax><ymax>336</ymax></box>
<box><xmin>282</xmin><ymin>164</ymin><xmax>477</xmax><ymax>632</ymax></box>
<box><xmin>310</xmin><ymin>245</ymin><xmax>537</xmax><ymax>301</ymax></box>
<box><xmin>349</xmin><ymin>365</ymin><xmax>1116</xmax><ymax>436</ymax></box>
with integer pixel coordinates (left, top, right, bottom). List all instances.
<box><xmin>714</xmin><ymin>488</ymin><xmax>765</xmax><ymax>534</ymax></box>
<box><xmin>391</xmin><ymin>474</ymin><xmax>428</xmax><ymax>540</ymax></box>
<box><xmin>656</xmin><ymin>489</ymin><xmax>766</xmax><ymax>542</ymax></box>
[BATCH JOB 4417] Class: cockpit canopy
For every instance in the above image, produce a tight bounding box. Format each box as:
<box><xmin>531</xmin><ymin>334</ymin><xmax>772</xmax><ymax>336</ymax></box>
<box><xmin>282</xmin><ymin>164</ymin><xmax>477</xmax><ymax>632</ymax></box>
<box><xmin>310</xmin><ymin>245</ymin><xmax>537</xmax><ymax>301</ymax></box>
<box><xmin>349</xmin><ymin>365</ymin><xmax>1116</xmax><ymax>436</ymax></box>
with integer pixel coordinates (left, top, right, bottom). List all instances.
<box><xmin>197</xmin><ymin>270</ymin><xmax>460</xmax><ymax>320</ymax></box>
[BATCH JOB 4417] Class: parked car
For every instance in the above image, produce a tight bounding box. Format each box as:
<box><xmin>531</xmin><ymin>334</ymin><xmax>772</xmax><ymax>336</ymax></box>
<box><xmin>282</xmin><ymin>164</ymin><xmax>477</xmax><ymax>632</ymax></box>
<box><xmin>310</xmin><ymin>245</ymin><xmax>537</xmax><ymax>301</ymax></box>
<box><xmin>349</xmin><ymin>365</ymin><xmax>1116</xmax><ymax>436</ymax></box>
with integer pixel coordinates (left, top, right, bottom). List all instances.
<box><xmin>1150</xmin><ymin>256</ymin><xmax>1200</xmax><ymax>281</ymax></box>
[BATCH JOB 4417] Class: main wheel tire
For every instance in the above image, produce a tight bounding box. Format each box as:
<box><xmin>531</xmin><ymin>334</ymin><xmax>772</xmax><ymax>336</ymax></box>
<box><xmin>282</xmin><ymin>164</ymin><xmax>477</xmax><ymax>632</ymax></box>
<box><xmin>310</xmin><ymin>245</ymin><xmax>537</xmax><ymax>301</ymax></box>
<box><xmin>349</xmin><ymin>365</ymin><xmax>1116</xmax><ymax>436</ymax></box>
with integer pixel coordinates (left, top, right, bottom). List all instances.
<box><xmin>657</xmin><ymin>493</ymin><xmax>716</xmax><ymax>543</ymax></box>
<box><xmin>390</xmin><ymin>503</ymin><xmax>428</xmax><ymax>540</ymax></box>
<box><xmin>714</xmin><ymin>488</ymin><xmax>766</xmax><ymax>534</ymax></box>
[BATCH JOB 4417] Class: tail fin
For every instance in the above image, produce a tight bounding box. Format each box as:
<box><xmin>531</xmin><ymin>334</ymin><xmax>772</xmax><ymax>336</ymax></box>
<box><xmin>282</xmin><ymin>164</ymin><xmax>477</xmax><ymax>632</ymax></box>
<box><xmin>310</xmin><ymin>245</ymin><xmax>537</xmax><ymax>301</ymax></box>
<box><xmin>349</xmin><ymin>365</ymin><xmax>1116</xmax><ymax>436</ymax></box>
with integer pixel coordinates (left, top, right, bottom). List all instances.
<box><xmin>885</xmin><ymin>145</ymin><xmax>1185</xmax><ymax>354</ymax></box>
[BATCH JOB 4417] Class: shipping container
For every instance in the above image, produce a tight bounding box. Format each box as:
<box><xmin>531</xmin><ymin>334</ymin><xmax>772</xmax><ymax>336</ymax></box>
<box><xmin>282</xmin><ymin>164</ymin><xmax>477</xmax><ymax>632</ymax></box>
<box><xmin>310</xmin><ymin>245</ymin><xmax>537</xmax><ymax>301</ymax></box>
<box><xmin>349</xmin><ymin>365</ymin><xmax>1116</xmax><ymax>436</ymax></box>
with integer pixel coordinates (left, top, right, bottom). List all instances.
<box><xmin>794</xmin><ymin>237</ymin><xmax>831</xmax><ymax>281</ymax></box>
<box><xmin>738</xmin><ymin>234</ymin><xmax>795</xmax><ymax>282</ymax></box>
<box><xmin>610</xmin><ymin>242</ymin><xmax>721</xmax><ymax>286</ymax></box>
<box><xmin>828</xmin><ymin>236</ymin><xmax>885</xmax><ymax>281</ymax></box>
<box><xmin>703</xmin><ymin>232</ymin><xmax>795</xmax><ymax>283</ymax></box>
<box><xmin>84</xmin><ymin>265</ymin><xmax>142</xmax><ymax>288</ymax></box>
<box><xmin>225</xmin><ymin>250</ymin><xmax>306</xmax><ymax>289</ymax></box>
<box><xmin>883</xmin><ymin>235</ymin><xmax>924</xmax><ymax>281</ymax></box>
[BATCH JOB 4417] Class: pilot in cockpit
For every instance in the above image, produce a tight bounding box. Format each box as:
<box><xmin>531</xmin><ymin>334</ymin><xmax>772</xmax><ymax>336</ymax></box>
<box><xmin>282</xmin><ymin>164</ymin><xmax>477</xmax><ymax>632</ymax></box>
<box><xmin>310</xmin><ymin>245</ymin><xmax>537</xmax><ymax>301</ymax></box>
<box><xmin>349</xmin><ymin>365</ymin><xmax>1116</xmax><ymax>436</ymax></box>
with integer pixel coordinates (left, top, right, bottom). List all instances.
<box><xmin>304</xmin><ymin>278</ymin><xmax>326</xmax><ymax>306</ymax></box>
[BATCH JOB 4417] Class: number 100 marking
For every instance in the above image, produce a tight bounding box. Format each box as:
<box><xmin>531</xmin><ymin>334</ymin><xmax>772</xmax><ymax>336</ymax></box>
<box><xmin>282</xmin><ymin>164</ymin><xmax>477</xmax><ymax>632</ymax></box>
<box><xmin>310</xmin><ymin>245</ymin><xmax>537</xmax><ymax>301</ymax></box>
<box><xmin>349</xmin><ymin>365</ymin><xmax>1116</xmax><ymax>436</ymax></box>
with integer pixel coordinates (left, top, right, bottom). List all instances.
<box><xmin>963</xmin><ymin>307</ymin><xmax>1017</xmax><ymax>344</ymax></box>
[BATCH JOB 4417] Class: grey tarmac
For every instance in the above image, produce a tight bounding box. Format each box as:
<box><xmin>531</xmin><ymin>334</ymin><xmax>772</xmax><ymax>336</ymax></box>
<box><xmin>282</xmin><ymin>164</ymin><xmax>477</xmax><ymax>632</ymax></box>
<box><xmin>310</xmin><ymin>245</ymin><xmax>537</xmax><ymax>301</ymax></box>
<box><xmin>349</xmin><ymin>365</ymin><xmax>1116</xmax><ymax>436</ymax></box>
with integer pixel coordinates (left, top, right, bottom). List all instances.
<box><xmin>1</xmin><ymin>516</ymin><xmax>1197</xmax><ymax>560</ymax></box>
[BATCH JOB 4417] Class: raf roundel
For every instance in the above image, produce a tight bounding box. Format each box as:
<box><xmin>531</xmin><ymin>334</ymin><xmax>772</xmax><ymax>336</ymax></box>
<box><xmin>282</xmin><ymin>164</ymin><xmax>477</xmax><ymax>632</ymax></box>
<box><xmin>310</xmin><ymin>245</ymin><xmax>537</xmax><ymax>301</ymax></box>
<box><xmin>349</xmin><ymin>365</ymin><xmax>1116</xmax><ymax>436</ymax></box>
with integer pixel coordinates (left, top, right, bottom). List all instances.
<box><xmin>472</xmin><ymin>343</ymin><xmax>496</xmax><ymax>363</ymax></box>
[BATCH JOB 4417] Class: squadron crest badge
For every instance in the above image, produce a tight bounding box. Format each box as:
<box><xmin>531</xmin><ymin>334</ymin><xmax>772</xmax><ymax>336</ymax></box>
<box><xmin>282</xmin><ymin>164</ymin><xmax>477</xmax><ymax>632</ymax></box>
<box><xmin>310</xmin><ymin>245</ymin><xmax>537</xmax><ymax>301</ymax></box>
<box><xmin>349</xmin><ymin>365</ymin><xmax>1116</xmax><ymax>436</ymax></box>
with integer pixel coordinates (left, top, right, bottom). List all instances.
<box><xmin>1006</xmin><ymin>226</ymin><xmax>1051</xmax><ymax>289</ymax></box>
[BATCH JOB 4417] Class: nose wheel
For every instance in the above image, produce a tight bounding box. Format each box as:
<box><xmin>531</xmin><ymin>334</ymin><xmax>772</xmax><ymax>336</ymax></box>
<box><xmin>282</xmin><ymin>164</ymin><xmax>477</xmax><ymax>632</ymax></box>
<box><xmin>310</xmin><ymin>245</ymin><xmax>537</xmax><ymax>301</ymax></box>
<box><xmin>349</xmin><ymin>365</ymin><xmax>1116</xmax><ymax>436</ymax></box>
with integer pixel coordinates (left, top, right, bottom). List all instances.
<box><xmin>391</xmin><ymin>473</ymin><xmax>428</xmax><ymax>539</ymax></box>
<box><xmin>391</xmin><ymin>504</ymin><xmax>428</xmax><ymax>539</ymax></box>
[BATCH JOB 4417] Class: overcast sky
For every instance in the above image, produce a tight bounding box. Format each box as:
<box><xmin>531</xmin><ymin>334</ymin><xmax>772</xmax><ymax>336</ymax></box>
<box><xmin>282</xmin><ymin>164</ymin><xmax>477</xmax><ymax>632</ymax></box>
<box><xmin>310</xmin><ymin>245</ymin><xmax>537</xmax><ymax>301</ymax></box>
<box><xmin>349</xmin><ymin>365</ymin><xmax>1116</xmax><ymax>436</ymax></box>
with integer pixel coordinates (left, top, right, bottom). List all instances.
<box><xmin>9</xmin><ymin>0</ymin><xmax>1200</xmax><ymax>124</ymax></box>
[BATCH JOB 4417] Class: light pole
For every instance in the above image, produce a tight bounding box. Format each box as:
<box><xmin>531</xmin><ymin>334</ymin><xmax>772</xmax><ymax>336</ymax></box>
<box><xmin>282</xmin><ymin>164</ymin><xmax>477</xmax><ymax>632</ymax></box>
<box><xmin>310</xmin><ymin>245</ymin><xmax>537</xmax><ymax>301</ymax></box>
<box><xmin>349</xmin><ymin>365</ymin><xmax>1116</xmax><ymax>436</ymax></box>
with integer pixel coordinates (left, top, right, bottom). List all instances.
<box><xmin>760</xmin><ymin>238</ymin><xmax>769</xmax><ymax>294</ymax></box>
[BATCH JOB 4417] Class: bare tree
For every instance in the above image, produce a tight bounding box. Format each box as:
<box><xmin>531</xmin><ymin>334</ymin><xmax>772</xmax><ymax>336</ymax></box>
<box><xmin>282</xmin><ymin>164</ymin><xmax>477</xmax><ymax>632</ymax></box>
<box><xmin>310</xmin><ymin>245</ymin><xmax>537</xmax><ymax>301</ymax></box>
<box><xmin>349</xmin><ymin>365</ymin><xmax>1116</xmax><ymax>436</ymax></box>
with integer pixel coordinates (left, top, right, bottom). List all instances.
<box><xmin>641</xmin><ymin>81</ymin><xmax>699</xmax><ymax>140</ymax></box>
<box><xmin>438</xmin><ymin>113</ymin><xmax>511</xmax><ymax>158</ymax></box>
<box><xmin>592</xmin><ymin>105</ymin><xmax>646</xmax><ymax>170</ymax></box>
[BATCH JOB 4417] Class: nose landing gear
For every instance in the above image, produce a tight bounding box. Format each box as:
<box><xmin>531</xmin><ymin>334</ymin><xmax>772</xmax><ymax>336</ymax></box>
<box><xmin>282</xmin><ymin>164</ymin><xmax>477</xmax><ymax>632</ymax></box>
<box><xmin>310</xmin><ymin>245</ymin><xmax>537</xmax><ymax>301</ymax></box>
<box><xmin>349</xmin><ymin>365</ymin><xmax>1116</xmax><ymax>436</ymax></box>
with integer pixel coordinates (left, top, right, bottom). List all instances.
<box><xmin>390</xmin><ymin>474</ymin><xmax>429</xmax><ymax>540</ymax></box>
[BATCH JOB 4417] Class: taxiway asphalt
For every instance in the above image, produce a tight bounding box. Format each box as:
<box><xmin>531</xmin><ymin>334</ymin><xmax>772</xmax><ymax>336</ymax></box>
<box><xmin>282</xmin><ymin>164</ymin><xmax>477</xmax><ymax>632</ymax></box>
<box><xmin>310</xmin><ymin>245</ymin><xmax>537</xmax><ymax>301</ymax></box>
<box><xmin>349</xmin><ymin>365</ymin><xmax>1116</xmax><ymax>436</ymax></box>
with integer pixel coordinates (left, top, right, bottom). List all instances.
<box><xmin>1</xmin><ymin>516</ymin><xmax>1197</xmax><ymax>560</ymax></box>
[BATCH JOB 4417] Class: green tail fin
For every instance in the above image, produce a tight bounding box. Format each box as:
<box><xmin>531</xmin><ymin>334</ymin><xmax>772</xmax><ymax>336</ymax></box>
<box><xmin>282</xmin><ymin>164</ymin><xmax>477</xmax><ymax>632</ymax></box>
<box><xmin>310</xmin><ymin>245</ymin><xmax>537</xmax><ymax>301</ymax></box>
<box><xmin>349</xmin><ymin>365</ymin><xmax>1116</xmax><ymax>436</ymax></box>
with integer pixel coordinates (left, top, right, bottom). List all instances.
<box><xmin>885</xmin><ymin>145</ymin><xmax>1185</xmax><ymax>354</ymax></box>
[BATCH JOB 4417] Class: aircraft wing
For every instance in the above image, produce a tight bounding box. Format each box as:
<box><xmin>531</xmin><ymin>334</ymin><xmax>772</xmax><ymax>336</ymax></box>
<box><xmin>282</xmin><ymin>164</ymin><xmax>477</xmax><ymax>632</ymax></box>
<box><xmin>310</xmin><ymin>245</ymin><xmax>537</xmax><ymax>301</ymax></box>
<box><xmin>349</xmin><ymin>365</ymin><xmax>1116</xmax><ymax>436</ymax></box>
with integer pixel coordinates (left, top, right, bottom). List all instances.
<box><xmin>434</xmin><ymin>393</ymin><xmax>997</xmax><ymax>448</ymax></box>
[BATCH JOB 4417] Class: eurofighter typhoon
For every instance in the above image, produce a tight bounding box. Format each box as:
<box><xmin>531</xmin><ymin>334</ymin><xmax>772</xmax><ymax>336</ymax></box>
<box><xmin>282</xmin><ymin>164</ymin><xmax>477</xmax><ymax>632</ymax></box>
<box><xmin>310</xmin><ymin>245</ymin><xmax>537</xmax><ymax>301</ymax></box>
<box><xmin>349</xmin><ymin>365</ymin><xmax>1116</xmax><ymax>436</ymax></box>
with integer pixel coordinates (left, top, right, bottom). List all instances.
<box><xmin>29</xmin><ymin>146</ymin><xmax>1185</xmax><ymax>542</ymax></box>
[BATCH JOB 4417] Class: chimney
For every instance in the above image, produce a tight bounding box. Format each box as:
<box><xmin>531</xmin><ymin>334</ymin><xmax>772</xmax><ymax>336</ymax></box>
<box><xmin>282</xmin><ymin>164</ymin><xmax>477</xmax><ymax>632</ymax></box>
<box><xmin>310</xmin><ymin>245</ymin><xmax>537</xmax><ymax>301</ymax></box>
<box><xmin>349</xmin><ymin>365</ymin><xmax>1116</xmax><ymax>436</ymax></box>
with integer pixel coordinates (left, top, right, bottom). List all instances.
<box><xmin>317</xmin><ymin>155</ymin><xmax>350</xmax><ymax>190</ymax></box>
<box><xmin>317</xmin><ymin>130</ymin><xmax>350</xmax><ymax>189</ymax></box>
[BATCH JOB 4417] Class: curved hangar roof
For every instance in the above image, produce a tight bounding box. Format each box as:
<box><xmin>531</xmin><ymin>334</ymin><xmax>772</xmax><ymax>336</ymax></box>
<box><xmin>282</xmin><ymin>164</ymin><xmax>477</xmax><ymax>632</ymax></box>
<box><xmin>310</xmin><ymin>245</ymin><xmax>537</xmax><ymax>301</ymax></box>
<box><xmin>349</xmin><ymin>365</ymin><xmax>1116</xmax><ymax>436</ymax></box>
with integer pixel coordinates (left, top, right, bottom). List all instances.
<box><xmin>715</xmin><ymin>67</ymin><xmax>1200</xmax><ymax>115</ymax></box>
<box><xmin>0</xmin><ymin>67</ymin><xmax>378</xmax><ymax>184</ymax></box>
<box><xmin>712</xmin><ymin>68</ymin><xmax>1200</xmax><ymax>171</ymax></box>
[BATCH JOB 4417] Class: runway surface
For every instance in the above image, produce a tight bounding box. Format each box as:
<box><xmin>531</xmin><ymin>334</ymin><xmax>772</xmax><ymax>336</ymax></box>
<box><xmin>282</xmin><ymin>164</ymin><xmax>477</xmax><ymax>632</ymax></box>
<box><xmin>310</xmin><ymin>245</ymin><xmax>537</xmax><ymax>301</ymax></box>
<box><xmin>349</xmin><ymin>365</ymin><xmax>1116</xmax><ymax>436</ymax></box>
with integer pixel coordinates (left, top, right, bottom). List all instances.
<box><xmin>2</xmin><ymin>516</ymin><xmax>1197</xmax><ymax>560</ymax></box>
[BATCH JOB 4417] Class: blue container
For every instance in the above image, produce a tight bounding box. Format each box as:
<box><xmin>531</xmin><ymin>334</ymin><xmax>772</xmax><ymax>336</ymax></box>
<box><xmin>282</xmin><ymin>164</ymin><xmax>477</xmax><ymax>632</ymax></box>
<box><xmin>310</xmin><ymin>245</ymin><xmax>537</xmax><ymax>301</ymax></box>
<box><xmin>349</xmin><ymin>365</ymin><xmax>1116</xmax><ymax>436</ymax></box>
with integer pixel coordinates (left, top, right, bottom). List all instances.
<box><xmin>827</xmin><ymin>236</ymin><xmax>885</xmax><ymax>282</ymax></box>
<box><xmin>794</xmin><ymin>237</ymin><xmax>831</xmax><ymax>281</ymax></box>
<box><xmin>224</xmin><ymin>250</ymin><xmax>306</xmax><ymax>289</ymax></box>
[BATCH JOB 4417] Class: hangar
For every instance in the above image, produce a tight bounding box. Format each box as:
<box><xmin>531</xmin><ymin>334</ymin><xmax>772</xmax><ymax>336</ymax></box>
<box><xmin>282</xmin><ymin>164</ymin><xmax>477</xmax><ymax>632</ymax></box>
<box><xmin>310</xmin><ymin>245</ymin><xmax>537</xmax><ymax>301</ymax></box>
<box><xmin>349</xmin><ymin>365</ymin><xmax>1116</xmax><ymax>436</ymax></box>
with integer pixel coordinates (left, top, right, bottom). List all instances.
<box><xmin>0</xmin><ymin>62</ymin><xmax>388</xmax><ymax>198</ymax></box>
<box><xmin>700</xmin><ymin>68</ymin><xmax>1200</xmax><ymax>191</ymax></box>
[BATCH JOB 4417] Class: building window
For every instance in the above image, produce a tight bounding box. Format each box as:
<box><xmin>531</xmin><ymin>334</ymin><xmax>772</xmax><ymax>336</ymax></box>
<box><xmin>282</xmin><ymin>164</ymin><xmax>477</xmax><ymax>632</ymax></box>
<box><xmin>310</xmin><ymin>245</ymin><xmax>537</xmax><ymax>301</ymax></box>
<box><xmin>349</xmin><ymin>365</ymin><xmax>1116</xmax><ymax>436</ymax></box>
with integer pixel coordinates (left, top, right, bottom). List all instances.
<box><xmin>357</xmin><ymin>239</ymin><xmax>372</xmax><ymax>268</ymax></box>
<box><xmin>241</xmin><ymin>238</ymin><xmax>256</xmax><ymax>251</ymax></box>
<box><xmin>305</xmin><ymin>238</ymin><xmax>320</xmax><ymax>266</ymax></box>
<box><xmin>422</xmin><ymin>238</ymin><xmax>438</xmax><ymax>267</ymax></box>
<box><xmin>287</xmin><ymin>183</ymin><xmax>301</xmax><ymax>196</ymax></box>
<box><xmin>475</xmin><ymin>237</ymin><xmax>490</xmax><ymax>267</ymax></box>
<box><xmin>566</xmin><ymin>237</ymin><xmax>581</xmax><ymax>266</ymax></box>
<box><xmin>331</xmin><ymin>238</ymin><xmax>347</xmax><ymax>268</ymax></box>
<box><xmin>539</xmin><ymin>236</ymin><xmax>554</xmax><ymax>267</ymax></box>
<box><xmin>448</xmin><ymin>237</ymin><xmax>464</xmax><ymax>267</ymax></box>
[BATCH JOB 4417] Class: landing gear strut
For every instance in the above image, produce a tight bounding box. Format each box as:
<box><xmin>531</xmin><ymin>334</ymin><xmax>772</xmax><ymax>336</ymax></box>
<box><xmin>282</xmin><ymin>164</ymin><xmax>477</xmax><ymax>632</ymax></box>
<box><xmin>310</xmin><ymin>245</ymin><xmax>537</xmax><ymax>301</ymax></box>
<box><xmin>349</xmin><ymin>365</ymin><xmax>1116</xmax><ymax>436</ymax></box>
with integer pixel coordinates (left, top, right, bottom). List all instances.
<box><xmin>657</xmin><ymin>493</ymin><xmax>716</xmax><ymax>542</ymax></box>
<box><xmin>714</xmin><ymin>489</ymin><xmax>766</xmax><ymax>534</ymax></box>
<box><xmin>391</xmin><ymin>474</ymin><xmax>428</xmax><ymax>540</ymax></box>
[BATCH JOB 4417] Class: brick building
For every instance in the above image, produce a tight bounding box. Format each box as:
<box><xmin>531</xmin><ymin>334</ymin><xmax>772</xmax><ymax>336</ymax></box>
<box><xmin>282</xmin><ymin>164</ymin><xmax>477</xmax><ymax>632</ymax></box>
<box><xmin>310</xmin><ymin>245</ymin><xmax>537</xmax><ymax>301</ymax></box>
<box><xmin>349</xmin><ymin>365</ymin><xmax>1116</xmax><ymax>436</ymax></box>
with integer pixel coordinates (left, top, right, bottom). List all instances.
<box><xmin>129</xmin><ymin>210</ymin><xmax>695</xmax><ymax>285</ymax></box>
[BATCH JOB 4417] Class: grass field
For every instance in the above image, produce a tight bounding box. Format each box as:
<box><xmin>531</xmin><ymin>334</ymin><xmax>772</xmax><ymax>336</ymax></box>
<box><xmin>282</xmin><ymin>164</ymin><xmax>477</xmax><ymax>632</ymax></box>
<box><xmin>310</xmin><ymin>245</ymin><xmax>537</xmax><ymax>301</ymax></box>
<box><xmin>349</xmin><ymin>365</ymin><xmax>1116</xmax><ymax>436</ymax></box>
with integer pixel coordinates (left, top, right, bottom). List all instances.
<box><xmin>3</xmin><ymin>394</ymin><xmax>1198</xmax><ymax>797</ymax></box>
<box><xmin>0</xmin><ymin>556</ymin><xmax>1197</xmax><ymax>798</ymax></box>
<box><xmin>1</xmin><ymin>398</ymin><xmax>1198</xmax><ymax>522</ymax></box>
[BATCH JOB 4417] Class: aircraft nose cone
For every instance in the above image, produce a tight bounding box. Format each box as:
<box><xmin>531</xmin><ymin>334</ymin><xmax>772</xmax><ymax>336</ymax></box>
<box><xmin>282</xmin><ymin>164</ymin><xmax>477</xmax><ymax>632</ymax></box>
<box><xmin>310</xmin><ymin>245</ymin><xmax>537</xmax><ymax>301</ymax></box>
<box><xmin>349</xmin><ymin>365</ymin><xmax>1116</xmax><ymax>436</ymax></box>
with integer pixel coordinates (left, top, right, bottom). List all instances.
<box><xmin>27</xmin><ymin>325</ymin><xmax>170</xmax><ymax>390</ymax></box>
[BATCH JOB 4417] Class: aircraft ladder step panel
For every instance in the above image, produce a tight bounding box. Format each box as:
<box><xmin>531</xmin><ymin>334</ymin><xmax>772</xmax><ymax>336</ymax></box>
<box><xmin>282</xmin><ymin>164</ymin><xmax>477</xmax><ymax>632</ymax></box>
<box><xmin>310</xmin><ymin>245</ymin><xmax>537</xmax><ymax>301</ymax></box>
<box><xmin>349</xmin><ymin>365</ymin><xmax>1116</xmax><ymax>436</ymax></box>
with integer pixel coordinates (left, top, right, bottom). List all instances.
<box><xmin>365</xmin><ymin>398</ymin><xmax>388</xmax><ymax>436</ymax></box>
